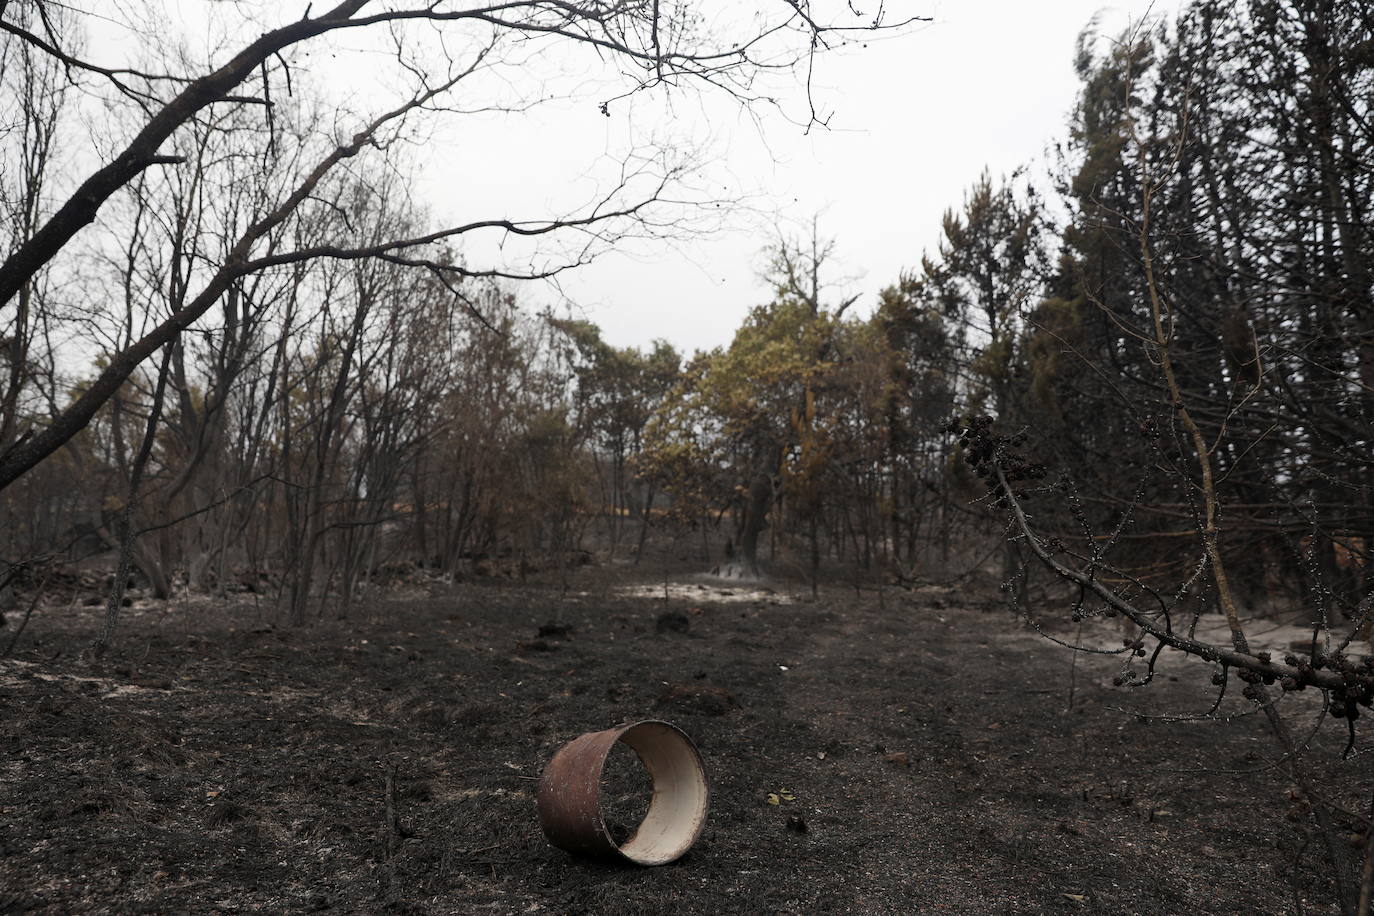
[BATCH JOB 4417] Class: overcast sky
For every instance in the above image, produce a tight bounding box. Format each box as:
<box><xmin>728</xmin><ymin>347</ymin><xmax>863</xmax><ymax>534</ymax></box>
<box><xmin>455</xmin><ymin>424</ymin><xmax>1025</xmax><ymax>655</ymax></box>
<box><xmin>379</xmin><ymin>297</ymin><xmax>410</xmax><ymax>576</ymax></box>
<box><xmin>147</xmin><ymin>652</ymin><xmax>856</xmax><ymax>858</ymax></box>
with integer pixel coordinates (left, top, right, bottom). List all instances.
<box><xmin>406</xmin><ymin>0</ymin><xmax>1178</xmax><ymax>356</ymax></box>
<box><xmin>82</xmin><ymin>2</ymin><xmax>1177</xmax><ymax>358</ymax></box>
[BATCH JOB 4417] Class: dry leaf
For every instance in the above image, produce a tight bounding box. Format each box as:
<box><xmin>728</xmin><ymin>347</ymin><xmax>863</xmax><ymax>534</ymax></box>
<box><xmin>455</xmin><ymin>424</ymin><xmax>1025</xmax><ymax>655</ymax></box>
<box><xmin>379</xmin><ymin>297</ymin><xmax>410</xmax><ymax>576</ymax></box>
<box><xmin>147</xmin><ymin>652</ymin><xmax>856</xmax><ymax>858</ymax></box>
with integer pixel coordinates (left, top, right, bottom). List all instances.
<box><xmin>1063</xmin><ymin>893</ymin><xmax>1086</xmax><ymax>902</ymax></box>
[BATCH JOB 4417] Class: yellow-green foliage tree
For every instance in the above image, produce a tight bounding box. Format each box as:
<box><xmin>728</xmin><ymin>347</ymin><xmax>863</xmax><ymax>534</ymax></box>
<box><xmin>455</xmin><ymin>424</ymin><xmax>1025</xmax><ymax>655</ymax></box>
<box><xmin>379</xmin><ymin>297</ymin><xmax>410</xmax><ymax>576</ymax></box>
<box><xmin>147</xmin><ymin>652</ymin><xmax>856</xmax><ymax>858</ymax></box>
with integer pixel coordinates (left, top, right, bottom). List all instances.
<box><xmin>643</xmin><ymin>296</ymin><xmax>846</xmax><ymax>576</ymax></box>
<box><xmin>640</xmin><ymin>228</ymin><xmax>909</xmax><ymax>579</ymax></box>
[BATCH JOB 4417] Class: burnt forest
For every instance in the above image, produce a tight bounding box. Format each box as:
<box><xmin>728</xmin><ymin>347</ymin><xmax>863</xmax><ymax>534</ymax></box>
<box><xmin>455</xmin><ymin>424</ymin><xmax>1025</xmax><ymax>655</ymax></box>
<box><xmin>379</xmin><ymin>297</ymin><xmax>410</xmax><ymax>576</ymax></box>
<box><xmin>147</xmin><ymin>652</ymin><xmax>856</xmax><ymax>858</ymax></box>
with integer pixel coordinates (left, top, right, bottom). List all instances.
<box><xmin>2</xmin><ymin>2</ymin><xmax>1373</xmax><ymax>913</ymax></box>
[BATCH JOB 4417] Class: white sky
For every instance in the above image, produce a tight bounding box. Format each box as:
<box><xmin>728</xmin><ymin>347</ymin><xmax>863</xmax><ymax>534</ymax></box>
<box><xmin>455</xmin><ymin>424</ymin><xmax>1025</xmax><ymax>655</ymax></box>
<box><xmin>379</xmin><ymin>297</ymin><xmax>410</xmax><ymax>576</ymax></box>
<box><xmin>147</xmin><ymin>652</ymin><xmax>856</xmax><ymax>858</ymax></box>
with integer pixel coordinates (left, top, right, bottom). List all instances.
<box><xmin>72</xmin><ymin>1</ymin><xmax>1177</xmax><ymax>358</ymax></box>
<box><xmin>407</xmin><ymin>0</ymin><xmax>1177</xmax><ymax>356</ymax></box>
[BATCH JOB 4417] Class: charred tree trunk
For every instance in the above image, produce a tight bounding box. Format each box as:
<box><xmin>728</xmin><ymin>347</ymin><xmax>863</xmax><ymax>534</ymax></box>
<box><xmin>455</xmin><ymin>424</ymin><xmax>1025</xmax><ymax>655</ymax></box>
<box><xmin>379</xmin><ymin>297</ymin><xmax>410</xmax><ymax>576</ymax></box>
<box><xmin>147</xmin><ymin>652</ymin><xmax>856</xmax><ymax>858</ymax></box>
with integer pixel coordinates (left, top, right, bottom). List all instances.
<box><xmin>737</xmin><ymin>471</ymin><xmax>772</xmax><ymax>579</ymax></box>
<box><xmin>91</xmin><ymin>343</ymin><xmax>174</xmax><ymax>656</ymax></box>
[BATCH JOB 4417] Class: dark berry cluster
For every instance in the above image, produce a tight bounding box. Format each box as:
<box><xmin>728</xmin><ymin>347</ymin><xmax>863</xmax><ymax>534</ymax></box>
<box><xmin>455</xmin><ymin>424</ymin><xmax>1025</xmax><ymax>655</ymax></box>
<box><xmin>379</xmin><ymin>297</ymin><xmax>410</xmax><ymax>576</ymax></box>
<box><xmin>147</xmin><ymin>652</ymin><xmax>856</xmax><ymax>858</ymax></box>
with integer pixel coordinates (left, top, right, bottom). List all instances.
<box><xmin>1121</xmin><ymin>637</ymin><xmax>1147</xmax><ymax>657</ymax></box>
<box><xmin>945</xmin><ymin>415</ymin><xmax>1048</xmax><ymax>505</ymax></box>
<box><xmin>1293</xmin><ymin>652</ymin><xmax>1374</xmax><ymax>720</ymax></box>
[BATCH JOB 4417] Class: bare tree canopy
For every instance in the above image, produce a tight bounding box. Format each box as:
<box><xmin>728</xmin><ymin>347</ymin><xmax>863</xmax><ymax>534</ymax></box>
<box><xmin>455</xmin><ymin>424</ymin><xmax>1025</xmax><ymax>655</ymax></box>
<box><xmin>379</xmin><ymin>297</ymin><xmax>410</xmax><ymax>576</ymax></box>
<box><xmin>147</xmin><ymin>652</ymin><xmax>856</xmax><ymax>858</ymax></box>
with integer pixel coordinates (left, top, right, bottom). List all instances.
<box><xmin>0</xmin><ymin>0</ymin><xmax>924</xmax><ymax>492</ymax></box>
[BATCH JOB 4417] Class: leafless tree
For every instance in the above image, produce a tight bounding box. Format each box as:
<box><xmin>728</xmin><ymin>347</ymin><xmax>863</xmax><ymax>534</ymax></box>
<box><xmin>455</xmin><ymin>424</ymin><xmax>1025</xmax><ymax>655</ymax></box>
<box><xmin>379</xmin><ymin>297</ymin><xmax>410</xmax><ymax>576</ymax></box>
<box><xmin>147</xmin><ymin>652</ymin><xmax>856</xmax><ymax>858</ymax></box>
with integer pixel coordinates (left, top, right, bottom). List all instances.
<box><xmin>0</xmin><ymin>0</ymin><xmax>926</xmax><ymax>496</ymax></box>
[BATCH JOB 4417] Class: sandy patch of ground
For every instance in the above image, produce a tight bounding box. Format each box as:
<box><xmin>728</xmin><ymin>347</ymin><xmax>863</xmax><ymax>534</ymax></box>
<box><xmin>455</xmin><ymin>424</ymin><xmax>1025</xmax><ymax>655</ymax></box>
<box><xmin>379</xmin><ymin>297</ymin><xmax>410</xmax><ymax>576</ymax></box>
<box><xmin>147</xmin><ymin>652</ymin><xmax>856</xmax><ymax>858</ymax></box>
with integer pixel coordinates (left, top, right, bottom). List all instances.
<box><xmin>613</xmin><ymin>576</ymin><xmax>795</xmax><ymax>604</ymax></box>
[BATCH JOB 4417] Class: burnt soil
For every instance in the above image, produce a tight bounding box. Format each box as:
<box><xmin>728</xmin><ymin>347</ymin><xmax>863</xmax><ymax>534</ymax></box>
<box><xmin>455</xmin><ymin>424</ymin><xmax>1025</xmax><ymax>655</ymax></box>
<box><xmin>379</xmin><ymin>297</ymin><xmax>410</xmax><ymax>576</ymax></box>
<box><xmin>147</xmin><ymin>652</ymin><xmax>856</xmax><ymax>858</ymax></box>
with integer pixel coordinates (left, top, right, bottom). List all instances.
<box><xmin>1</xmin><ymin>571</ymin><xmax>1370</xmax><ymax>915</ymax></box>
